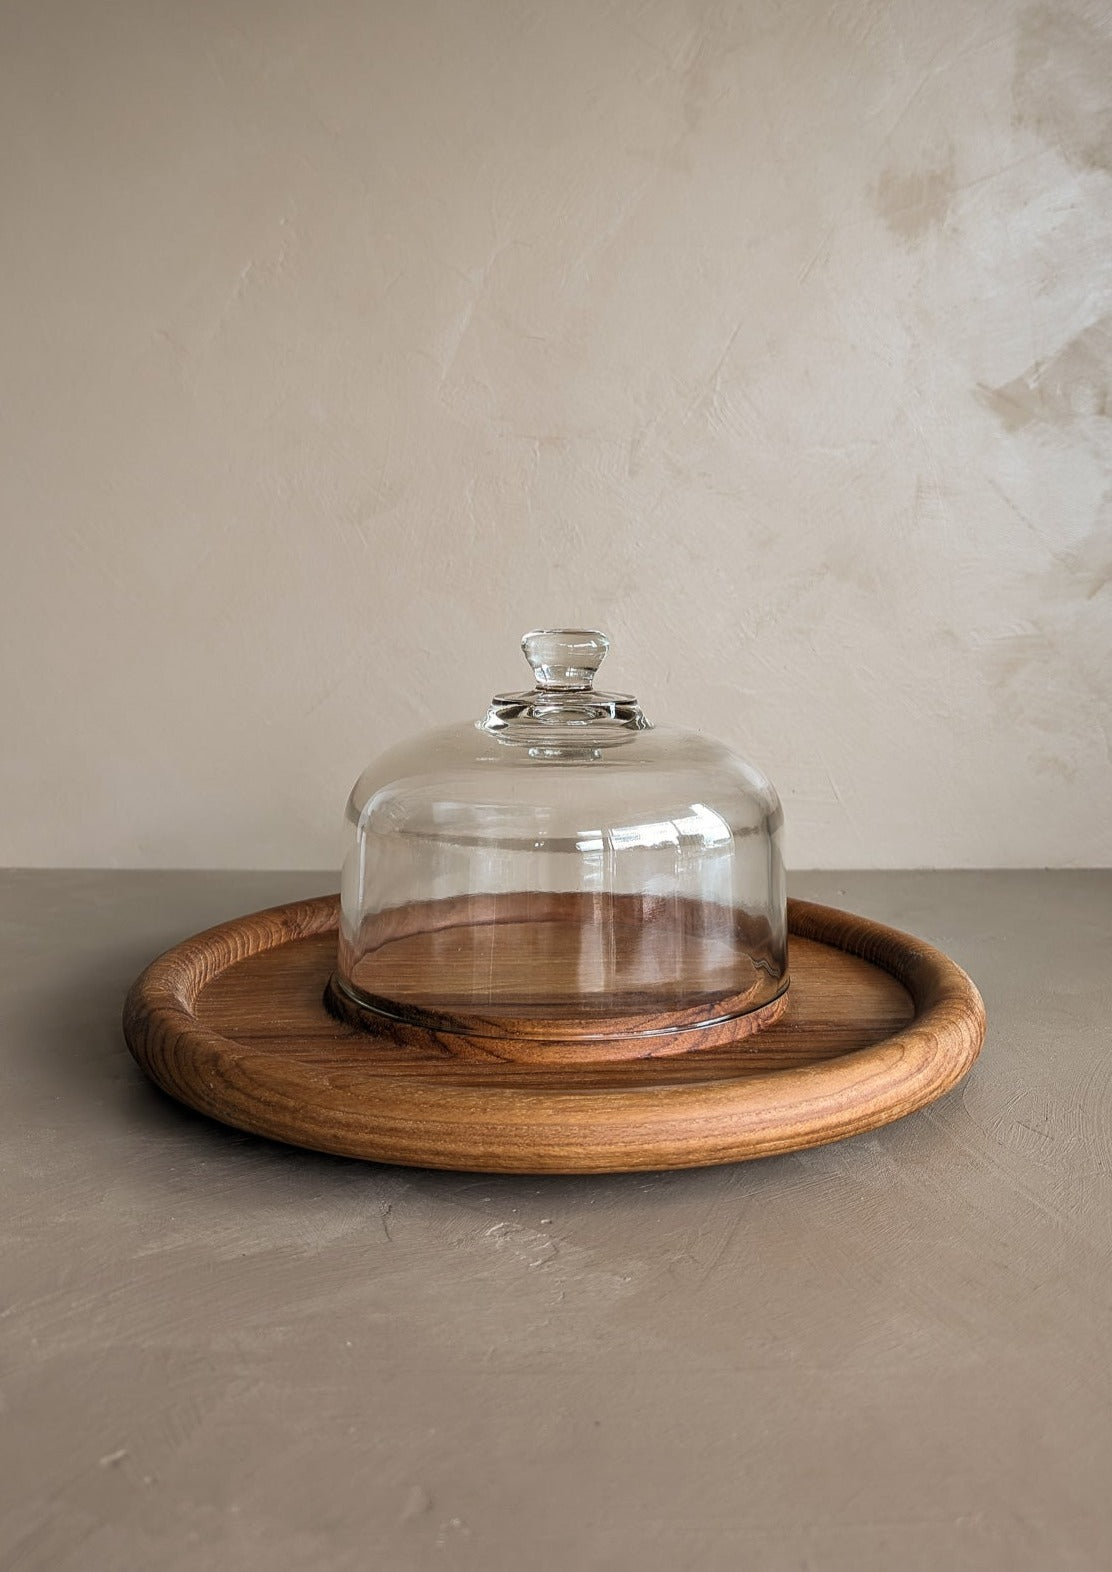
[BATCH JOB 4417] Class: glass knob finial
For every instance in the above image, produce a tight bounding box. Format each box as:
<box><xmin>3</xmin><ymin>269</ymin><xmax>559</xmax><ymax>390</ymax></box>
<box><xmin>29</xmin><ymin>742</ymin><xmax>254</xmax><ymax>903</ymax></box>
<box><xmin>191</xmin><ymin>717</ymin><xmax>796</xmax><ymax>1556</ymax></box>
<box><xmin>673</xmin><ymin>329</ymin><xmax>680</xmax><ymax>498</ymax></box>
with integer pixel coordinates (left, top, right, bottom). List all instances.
<box><xmin>522</xmin><ymin>629</ymin><xmax>609</xmax><ymax>692</ymax></box>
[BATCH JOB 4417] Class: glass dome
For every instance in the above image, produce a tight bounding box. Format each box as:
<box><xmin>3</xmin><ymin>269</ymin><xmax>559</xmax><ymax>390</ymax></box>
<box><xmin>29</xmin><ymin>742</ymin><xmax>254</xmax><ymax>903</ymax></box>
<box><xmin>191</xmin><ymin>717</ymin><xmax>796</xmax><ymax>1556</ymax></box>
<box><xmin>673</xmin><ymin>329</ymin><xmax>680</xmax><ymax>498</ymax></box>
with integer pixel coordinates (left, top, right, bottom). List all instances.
<box><xmin>330</xmin><ymin>630</ymin><xmax>787</xmax><ymax>1059</ymax></box>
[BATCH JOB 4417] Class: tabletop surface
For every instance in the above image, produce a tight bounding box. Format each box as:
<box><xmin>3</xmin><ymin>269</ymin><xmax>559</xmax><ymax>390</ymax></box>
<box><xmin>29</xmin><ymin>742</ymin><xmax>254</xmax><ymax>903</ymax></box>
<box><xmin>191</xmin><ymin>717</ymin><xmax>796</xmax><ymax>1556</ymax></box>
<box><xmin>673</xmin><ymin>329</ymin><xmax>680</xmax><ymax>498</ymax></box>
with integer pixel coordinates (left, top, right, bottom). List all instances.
<box><xmin>2</xmin><ymin>869</ymin><xmax>1110</xmax><ymax>1571</ymax></box>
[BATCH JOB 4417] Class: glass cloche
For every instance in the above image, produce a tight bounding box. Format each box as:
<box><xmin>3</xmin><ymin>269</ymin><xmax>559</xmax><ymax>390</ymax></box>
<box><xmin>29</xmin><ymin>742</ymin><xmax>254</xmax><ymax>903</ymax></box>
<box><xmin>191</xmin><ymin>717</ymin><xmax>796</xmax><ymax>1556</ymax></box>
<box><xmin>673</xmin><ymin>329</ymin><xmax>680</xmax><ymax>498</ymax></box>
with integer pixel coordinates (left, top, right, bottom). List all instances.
<box><xmin>329</xmin><ymin>630</ymin><xmax>787</xmax><ymax>1059</ymax></box>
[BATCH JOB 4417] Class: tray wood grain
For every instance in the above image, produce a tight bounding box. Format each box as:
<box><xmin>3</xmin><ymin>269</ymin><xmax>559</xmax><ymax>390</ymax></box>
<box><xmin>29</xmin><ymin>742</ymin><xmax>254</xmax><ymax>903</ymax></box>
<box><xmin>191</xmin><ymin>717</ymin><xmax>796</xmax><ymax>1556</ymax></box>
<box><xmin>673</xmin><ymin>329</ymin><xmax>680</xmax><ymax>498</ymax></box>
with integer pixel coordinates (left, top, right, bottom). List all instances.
<box><xmin>328</xmin><ymin>890</ymin><xmax>788</xmax><ymax>1060</ymax></box>
<box><xmin>123</xmin><ymin>895</ymin><xmax>986</xmax><ymax>1173</ymax></box>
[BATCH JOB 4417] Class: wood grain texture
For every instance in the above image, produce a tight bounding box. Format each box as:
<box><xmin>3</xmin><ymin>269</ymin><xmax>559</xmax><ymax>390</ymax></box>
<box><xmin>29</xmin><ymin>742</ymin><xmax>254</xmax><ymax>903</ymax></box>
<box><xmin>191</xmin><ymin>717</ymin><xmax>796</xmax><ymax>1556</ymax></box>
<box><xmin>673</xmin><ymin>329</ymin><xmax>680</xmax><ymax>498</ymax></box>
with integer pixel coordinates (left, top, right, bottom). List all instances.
<box><xmin>326</xmin><ymin>972</ymin><xmax>788</xmax><ymax>1059</ymax></box>
<box><xmin>122</xmin><ymin>895</ymin><xmax>986</xmax><ymax>1173</ymax></box>
<box><xmin>329</xmin><ymin>890</ymin><xmax>787</xmax><ymax>1061</ymax></box>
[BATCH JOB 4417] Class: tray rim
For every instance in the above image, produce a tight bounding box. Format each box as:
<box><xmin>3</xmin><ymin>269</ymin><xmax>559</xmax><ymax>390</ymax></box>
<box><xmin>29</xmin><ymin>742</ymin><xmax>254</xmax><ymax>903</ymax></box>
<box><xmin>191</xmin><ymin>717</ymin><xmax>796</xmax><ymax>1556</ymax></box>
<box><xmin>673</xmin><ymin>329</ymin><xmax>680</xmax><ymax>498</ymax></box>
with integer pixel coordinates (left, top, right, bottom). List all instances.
<box><xmin>123</xmin><ymin>894</ymin><xmax>986</xmax><ymax>1174</ymax></box>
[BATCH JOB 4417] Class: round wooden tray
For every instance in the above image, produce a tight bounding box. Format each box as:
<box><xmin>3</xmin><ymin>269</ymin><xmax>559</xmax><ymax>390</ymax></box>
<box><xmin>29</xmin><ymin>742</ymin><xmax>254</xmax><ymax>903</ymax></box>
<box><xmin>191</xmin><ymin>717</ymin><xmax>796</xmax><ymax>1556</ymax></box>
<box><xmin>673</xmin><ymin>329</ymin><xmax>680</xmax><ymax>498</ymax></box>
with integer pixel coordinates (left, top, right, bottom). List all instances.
<box><xmin>123</xmin><ymin>895</ymin><xmax>985</xmax><ymax>1174</ymax></box>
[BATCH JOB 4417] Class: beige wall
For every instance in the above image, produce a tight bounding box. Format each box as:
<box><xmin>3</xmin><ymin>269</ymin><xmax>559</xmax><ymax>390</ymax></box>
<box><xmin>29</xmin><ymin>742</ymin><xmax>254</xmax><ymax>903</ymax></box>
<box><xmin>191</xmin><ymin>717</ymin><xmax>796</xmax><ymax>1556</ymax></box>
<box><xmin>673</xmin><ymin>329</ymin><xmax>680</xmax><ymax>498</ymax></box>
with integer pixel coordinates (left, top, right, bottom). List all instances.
<box><xmin>3</xmin><ymin>0</ymin><xmax>1110</xmax><ymax>869</ymax></box>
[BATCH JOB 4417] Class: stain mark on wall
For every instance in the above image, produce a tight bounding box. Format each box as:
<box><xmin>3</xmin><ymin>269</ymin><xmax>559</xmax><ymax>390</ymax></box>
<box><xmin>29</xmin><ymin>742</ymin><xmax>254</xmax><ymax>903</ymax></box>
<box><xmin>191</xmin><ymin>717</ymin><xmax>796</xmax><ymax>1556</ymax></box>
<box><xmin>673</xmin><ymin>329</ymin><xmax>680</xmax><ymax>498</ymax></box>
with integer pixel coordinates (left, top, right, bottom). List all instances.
<box><xmin>1014</xmin><ymin>6</ymin><xmax>1112</xmax><ymax>174</ymax></box>
<box><xmin>875</xmin><ymin>154</ymin><xmax>955</xmax><ymax>240</ymax></box>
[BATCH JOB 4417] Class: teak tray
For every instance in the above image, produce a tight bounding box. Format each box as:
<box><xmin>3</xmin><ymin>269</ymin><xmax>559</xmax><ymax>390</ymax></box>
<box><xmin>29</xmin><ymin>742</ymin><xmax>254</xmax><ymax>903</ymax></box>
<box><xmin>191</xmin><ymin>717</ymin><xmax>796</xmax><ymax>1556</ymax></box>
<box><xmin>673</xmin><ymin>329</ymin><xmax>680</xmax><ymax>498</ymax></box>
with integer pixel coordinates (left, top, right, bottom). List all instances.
<box><xmin>123</xmin><ymin>895</ymin><xmax>985</xmax><ymax>1174</ymax></box>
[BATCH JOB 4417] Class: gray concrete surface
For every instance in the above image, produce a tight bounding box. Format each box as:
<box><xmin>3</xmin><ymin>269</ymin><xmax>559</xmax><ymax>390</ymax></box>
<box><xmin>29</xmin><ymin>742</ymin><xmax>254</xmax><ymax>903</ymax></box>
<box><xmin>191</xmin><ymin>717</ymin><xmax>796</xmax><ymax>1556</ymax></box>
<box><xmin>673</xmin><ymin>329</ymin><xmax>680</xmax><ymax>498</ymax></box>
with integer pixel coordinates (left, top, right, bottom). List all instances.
<box><xmin>2</xmin><ymin>869</ymin><xmax>1110</xmax><ymax>1571</ymax></box>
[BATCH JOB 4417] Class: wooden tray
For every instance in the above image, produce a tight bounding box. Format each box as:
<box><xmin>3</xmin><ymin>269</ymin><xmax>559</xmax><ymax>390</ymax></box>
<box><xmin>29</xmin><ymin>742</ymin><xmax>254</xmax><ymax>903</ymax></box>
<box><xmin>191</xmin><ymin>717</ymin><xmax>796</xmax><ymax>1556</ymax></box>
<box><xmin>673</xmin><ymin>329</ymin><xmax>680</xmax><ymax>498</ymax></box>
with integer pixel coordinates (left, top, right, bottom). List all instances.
<box><xmin>123</xmin><ymin>895</ymin><xmax>986</xmax><ymax>1174</ymax></box>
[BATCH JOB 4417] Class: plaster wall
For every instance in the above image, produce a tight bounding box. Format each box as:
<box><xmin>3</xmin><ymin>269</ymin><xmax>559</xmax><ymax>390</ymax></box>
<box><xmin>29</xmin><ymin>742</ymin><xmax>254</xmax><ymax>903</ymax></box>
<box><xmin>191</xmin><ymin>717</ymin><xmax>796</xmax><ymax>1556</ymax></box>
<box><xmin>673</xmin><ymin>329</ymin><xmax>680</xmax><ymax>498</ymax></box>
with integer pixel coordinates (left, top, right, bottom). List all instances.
<box><xmin>2</xmin><ymin>0</ymin><xmax>1110</xmax><ymax>867</ymax></box>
